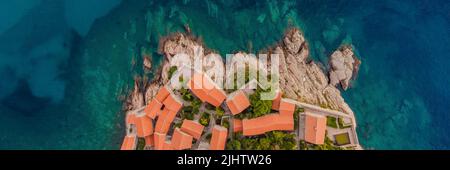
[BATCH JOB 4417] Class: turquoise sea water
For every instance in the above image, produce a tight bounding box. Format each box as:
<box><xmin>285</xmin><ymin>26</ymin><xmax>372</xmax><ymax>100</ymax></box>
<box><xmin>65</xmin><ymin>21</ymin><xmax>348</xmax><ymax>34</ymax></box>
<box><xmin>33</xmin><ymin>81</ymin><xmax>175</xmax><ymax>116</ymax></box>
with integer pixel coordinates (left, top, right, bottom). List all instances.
<box><xmin>0</xmin><ymin>0</ymin><xmax>449</xmax><ymax>149</ymax></box>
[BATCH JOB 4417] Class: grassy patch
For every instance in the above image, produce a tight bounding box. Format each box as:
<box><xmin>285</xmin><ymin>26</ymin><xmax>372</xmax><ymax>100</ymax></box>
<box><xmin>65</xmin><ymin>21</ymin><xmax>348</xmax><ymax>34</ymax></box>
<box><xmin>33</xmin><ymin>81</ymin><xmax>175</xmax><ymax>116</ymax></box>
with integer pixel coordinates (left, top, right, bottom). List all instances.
<box><xmin>326</xmin><ymin>116</ymin><xmax>338</xmax><ymax>128</ymax></box>
<box><xmin>334</xmin><ymin>133</ymin><xmax>351</xmax><ymax>146</ymax></box>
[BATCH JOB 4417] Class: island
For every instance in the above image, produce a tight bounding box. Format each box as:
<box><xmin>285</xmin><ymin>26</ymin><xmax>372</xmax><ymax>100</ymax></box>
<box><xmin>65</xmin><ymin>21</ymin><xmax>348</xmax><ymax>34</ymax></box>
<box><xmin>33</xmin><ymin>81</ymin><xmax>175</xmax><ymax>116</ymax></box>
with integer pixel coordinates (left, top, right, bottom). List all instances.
<box><xmin>120</xmin><ymin>27</ymin><xmax>362</xmax><ymax>150</ymax></box>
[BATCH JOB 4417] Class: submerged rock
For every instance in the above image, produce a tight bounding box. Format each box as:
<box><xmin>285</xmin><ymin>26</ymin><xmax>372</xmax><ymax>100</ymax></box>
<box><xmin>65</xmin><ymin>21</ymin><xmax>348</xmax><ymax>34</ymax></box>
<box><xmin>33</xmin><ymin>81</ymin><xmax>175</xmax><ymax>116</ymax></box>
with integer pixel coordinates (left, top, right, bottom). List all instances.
<box><xmin>329</xmin><ymin>45</ymin><xmax>361</xmax><ymax>90</ymax></box>
<box><xmin>283</xmin><ymin>28</ymin><xmax>305</xmax><ymax>55</ymax></box>
<box><xmin>143</xmin><ymin>55</ymin><xmax>152</xmax><ymax>72</ymax></box>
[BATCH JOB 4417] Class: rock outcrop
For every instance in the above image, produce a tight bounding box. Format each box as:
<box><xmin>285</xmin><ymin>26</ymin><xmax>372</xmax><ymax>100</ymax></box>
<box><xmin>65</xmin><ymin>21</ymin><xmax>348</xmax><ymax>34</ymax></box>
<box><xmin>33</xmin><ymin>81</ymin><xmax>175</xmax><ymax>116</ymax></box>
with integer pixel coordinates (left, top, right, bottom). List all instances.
<box><xmin>143</xmin><ymin>55</ymin><xmax>152</xmax><ymax>72</ymax></box>
<box><xmin>329</xmin><ymin>45</ymin><xmax>361</xmax><ymax>90</ymax></box>
<box><xmin>271</xmin><ymin>28</ymin><xmax>357</xmax><ymax>116</ymax></box>
<box><xmin>124</xmin><ymin>77</ymin><xmax>145</xmax><ymax>111</ymax></box>
<box><xmin>144</xmin><ymin>64</ymin><xmax>166</xmax><ymax>105</ymax></box>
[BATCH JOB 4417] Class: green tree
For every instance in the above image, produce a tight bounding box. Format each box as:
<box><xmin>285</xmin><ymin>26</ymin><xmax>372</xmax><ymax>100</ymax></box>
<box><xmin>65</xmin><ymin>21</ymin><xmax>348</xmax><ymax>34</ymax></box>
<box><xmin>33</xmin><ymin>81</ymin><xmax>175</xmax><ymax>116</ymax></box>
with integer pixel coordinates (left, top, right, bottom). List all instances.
<box><xmin>191</xmin><ymin>98</ymin><xmax>202</xmax><ymax>114</ymax></box>
<box><xmin>168</xmin><ymin>66</ymin><xmax>177</xmax><ymax>79</ymax></box>
<box><xmin>180</xmin><ymin>88</ymin><xmax>193</xmax><ymax>101</ymax></box>
<box><xmin>136</xmin><ymin>138</ymin><xmax>146</xmax><ymax>150</ymax></box>
<box><xmin>248</xmin><ymin>88</ymin><xmax>272</xmax><ymax>118</ymax></box>
<box><xmin>221</xmin><ymin>119</ymin><xmax>229</xmax><ymax>129</ymax></box>
<box><xmin>226</xmin><ymin>140</ymin><xmax>242</xmax><ymax>150</ymax></box>
<box><xmin>258</xmin><ymin>138</ymin><xmax>271</xmax><ymax>150</ymax></box>
<box><xmin>215</xmin><ymin>107</ymin><xmax>224</xmax><ymax>118</ymax></box>
<box><xmin>199</xmin><ymin>113</ymin><xmax>210</xmax><ymax>126</ymax></box>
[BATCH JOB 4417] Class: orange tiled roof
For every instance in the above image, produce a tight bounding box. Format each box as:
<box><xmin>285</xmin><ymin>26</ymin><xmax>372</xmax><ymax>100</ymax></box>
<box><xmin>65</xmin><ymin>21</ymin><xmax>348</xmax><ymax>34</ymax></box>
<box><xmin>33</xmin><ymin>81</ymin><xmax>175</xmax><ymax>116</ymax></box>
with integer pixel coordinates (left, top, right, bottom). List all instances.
<box><xmin>180</xmin><ymin>120</ymin><xmax>204</xmax><ymax>139</ymax></box>
<box><xmin>171</xmin><ymin>128</ymin><xmax>193</xmax><ymax>150</ymax></box>
<box><xmin>233</xmin><ymin>119</ymin><xmax>243</xmax><ymax>132</ymax></box>
<box><xmin>190</xmin><ymin>88</ymin><xmax>210</xmax><ymax>103</ymax></box>
<box><xmin>163</xmin><ymin>141</ymin><xmax>173</xmax><ymax>150</ymax></box>
<box><xmin>242</xmin><ymin>114</ymin><xmax>294</xmax><ymax>136</ymax></box>
<box><xmin>154</xmin><ymin>92</ymin><xmax>182</xmax><ymax>134</ymax></box>
<box><xmin>145</xmin><ymin>135</ymin><xmax>154</xmax><ymax>147</ymax></box>
<box><xmin>144</xmin><ymin>86</ymin><xmax>180</xmax><ymax>120</ymax></box>
<box><xmin>158</xmin><ymin>107</ymin><xmax>169</xmax><ymax>117</ymax></box>
<box><xmin>155</xmin><ymin>86</ymin><xmax>170</xmax><ymax>102</ymax></box>
<box><xmin>154</xmin><ymin>109</ymin><xmax>177</xmax><ymax>134</ymax></box>
<box><xmin>210</xmin><ymin>125</ymin><xmax>228</xmax><ymax>150</ymax></box>
<box><xmin>135</xmin><ymin>115</ymin><xmax>153</xmax><ymax>137</ymax></box>
<box><xmin>126</xmin><ymin>113</ymin><xmax>137</xmax><ymax>125</ymax></box>
<box><xmin>208</xmin><ymin>88</ymin><xmax>227</xmax><ymax>107</ymax></box>
<box><xmin>153</xmin><ymin>132</ymin><xmax>166</xmax><ymax>150</ymax></box>
<box><xmin>120</xmin><ymin>135</ymin><xmax>137</xmax><ymax>150</ymax></box>
<box><xmin>271</xmin><ymin>91</ymin><xmax>282</xmax><ymax>111</ymax></box>
<box><xmin>188</xmin><ymin>72</ymin><xmax>226</xmax><ymax>107</ymax></box>
<box><xmin>163</xmin><ymin>93</ymin><xmax>183</xmax><ymax>112</ymax></box>
<box><xmin>279</xmin><ymin>99</ymin><xmax>296</xmax><ymax>117</ymax></box>
<box><xmin>304</xmin><ymin>113</ymin><xmax>327</xmax><ymax>145</ymax></box>
<box><xmin>226</xmin><ymin>90</ymin><xmax>250</xmax><ymax>115</ymax></box>
<box><xmin>144</xmin><ymin>98</ymin><xmax>163</xmax><ymax>119</ymax></box>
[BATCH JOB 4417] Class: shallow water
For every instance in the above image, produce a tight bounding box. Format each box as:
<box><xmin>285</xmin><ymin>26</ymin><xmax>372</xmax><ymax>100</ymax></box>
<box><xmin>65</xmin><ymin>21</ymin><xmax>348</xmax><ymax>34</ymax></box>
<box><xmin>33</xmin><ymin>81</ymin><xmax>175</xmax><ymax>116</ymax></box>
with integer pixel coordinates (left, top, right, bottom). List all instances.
<box><xmin>0</xmin><ymin>0</ymin><xmax>449</xmax><ymax>149</ymax></box>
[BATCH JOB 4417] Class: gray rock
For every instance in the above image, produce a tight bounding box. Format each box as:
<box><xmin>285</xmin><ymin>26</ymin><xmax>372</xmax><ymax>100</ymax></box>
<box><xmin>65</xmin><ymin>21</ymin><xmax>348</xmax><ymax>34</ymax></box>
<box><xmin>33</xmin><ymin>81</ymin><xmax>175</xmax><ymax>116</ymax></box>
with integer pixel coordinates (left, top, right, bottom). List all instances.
<box><xmin>329</xmin><ymin>45</ymin><xmax>361</xmax><ymax>90</ymax></box>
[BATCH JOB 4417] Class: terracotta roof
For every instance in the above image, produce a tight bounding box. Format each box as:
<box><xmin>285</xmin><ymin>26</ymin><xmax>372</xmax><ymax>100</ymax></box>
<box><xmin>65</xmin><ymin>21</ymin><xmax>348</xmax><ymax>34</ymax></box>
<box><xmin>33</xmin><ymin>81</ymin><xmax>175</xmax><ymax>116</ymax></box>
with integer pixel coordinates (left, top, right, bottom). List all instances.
<box><xmin>153</xmin><ymin>132</ymin><xmax>166</xmax><ymax>150</ymax></box>
<box><xmin>120</xmin><ymin>135</ymin><xmax>137</xmax><ymax>150</ymax></box>
<box><xmin>188</xmin><ymin>72</ymin><xmax>226</xmax><ymax>107</ymax></box>
<box><xmin>144</xmin><ymin>98</ymin><xmax>163</xmax><ymax>119</ymax></box>
<box><xmin>162</xmin><ymin>93</ymin><xmax>183</xmax><ymax>113</ymax></box>
<box><xmin>158</xmin><ymin>107</ymin><xmax>170</xmax><ymax>117</ymax></box>
<box><xmin>271</xmin><ymin>91</ymin><xmax>282</xmax><ymax>111</ymax></box>
<box><xmin>226</xmin><ymin>90</ymin><xmax>250</xmax><ymax>115</ymax></box>
<box><xmin>171</xmin><ymin>128</ymin><xmax>193</xmax><ymax>150</ymax></box>
<box><xmin>135</xmin><ymin>115</ymin><xmax>153</xmax><ymax>137</ymax></box>
<box><xmin>154</xmin><ymin>109</ymin><xmax>177</xmax><ymax>134</ymax></box>
<box><xmin>155</xmin><ymin>86</ymin><xmax>170</xmax><ymax>102</ymax></box>
<box><xmin>279</xmin><ymin>99</ymin><xmax>296</xmax><ymax>117</ymax></box>
<box><xmin>190</xmin><ymin>72</ymin><xmax>210</xmax><ymax>89</ymax></box>
<box><xmin>242</xmin><ymin>114</ymin><xmax>294</xmax><ymax>136</ymax></box>
<box><xmin>208</xmin><ymin>88</ymin><xmax>227</xmax><ymax>107</ymax></box>
<box><xmin>126</xmin><ymin>113</ymin><xmax>137</xmax><ymax>125</ymax></box>
<box><xmin>180</xmin><ymin>120</ymin><xmax>204</xmax><ymax>139</ymax></box>
<box><xmin>201</xmin><ymin>73</ymin><xmax>215</xmax><ymax>90</ymax></box>
<box><xmin>153</xmin><ymin>92</ymin><xmax>182</xmax><ymax>134</ymax></box>
<box><xmin>145</xmin><ymin>135</ymin><xmax>154</xmax><ymax>147</ymax></box>
<box><xmin>163</xmin><ymin>141</ymin><xmax>173</xmax><ymax>150</ymax></box>
<box><xmin>304</xmin><ymin>113</ymin><xmax>327</xmax><ymax>145</ymax></box>
<box><xmin>190</xmin><ymin>88</ymin><xmax>210</xmax><ymax>103</ymax></box>
<box><xmin>233</xmin><ymin>119</ymin><xmax>243</xmax><ymax>132</ymax></box>
<box><xmin>209</xmin><ymin>125</ymin><xmax>228</xmax><ymax>150</ymax></box>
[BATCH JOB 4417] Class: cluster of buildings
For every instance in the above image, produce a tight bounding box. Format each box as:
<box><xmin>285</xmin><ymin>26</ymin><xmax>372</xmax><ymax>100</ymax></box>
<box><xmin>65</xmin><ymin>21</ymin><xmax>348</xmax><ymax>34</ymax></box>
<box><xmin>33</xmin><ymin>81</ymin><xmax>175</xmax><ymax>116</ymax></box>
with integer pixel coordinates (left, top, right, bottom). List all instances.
<box><xmin>121</xmin><ymin>71</ymin><xmax>230</xmax><ymax>150</ymax></box>
<box><xmin>121</xmin><ymin>68</ymin><xmax>356</xmax><ymax>150</ymax></box>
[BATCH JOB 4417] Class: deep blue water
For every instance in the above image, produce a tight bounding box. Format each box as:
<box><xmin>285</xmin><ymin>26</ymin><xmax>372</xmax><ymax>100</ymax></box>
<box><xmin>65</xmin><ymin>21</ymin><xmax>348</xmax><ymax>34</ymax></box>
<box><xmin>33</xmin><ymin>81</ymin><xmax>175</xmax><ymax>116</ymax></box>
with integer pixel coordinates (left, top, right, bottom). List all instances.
<box><xmin>0</xmin><ymin>0</ymin><xmax>449</xmax><ymax>149</ymax></box>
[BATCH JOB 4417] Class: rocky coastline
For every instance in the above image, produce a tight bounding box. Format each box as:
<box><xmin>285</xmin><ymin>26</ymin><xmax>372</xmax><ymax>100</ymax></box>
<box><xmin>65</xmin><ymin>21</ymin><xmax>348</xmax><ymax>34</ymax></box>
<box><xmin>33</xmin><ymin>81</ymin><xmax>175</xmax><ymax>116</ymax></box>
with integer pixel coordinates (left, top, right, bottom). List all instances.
<box><xmin>123</xmin><ymin>26</ymin><xmax>361</xmax><ymax>126</ymax></box>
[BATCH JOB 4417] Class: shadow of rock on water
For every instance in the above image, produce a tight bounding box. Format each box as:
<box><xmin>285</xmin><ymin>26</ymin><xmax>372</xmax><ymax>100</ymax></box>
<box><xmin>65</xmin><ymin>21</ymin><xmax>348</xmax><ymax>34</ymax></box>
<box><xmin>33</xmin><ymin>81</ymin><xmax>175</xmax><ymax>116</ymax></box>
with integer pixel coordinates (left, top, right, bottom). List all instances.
<box><xmin>1</xmin><ymin>80</ymin><xmax>51</xmax><ymax>117</ymax></box>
